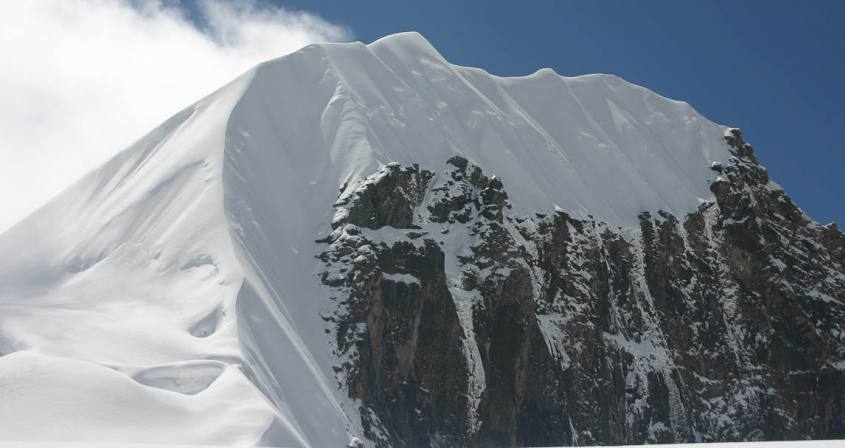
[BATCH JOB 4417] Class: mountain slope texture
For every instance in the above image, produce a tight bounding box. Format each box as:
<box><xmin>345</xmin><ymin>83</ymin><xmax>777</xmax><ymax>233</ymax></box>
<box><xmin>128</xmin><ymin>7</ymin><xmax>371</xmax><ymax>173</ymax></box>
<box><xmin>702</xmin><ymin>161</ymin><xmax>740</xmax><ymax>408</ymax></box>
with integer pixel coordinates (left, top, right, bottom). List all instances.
<box><xmin>0</xmin><ymin>32</ymin><xmax>842</xmax><ymax>447</ymax></box>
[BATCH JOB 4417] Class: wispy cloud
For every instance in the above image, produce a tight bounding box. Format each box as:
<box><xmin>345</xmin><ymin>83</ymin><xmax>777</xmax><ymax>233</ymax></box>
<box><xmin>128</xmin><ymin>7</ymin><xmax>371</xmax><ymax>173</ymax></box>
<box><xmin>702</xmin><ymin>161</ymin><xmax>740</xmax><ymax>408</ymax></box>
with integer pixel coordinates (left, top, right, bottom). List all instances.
<box><xmin>0</xmin><ymin>0</ymin><xmax>350</xmax><ymax>232</ymax></box>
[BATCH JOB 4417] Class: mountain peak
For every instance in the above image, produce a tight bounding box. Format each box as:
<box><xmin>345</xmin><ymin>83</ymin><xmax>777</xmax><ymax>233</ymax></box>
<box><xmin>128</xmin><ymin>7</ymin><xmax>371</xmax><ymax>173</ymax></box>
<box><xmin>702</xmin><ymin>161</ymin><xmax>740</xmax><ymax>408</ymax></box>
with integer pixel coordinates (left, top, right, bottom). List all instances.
<box><xmin>370</xmin><ymin>31</ymin><xmax>436</xmax><ymax>50</ymax></box>
<box><xmin>0</xmin><ymin>32</ymin><xmax>781</xmax><ymax>447</ymax></box>
<box><xmin>368</xmin><ymin>31</ymin><xmax>444</xmax><ymax>60</ymax></box>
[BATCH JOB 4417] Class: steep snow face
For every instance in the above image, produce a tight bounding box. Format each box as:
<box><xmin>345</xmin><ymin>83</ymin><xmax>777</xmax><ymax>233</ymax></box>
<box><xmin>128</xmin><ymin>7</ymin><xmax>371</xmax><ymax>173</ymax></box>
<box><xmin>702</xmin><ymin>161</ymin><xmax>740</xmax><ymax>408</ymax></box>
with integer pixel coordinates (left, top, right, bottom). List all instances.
<box><xmin>0</xmin><ymin>67</ymin><xmax>288</xmax><ymax>445</ymax></box>
<box><xmin>370</xmin><ymin>34</ymin><xmax>728</xmax><ymax>225</ymax></box>
<box><xmin>0</xmin><ymin>32</ymin><xmax>732</xmax><ymax>446</ymax></box>
<box><xmin>272</xmin><ymin>31</ymin><xmax>727</xmax><ymax>225</ymax></box>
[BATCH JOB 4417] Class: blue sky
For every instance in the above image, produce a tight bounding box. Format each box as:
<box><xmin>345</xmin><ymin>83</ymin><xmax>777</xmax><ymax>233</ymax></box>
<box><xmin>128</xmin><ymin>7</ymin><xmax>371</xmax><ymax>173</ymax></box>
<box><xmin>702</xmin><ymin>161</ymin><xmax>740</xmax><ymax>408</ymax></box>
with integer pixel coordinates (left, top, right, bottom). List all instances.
<box><xmin>265</xmin><ymin>0</ymin><xmax>844</xmax><ymax>225</ymax></box>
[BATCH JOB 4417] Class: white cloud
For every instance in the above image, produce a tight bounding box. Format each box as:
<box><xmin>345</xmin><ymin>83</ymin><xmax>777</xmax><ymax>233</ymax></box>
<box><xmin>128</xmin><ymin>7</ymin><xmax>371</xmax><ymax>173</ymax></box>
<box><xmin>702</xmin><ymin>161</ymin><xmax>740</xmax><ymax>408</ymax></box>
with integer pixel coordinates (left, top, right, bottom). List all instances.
<box><xmin>0</xmin><ymin>0</ymin><xmax>350</xmax><ymax>232</ymax></box>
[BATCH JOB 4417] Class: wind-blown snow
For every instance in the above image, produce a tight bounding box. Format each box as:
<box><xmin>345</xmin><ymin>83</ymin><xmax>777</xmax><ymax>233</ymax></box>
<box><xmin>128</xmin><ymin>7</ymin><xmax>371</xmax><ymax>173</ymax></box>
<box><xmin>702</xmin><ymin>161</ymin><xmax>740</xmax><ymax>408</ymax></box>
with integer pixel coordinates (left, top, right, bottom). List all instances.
<box><xmin>0</xmin><ymin>32</ymin><xmax>732</xmax><ymax>446</ymax></box>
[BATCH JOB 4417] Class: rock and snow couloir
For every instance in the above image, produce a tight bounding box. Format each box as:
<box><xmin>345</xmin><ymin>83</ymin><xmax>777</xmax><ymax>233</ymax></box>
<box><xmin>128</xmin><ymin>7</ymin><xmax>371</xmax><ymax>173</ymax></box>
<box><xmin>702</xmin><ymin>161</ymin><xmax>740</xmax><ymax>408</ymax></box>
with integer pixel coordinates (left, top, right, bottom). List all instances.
<box><xmin>0</xmin><ymin>32</ymin><xmax>842</xmax><ymax>447</ymax></box>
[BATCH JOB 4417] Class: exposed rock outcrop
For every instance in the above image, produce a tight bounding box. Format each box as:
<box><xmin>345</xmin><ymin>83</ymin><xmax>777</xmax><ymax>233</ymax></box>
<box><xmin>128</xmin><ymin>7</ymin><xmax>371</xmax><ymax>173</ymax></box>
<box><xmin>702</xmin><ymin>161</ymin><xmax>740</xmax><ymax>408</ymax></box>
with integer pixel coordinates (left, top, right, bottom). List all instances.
<box><xmin>318</xmin><ymin>131</ymin><xmax>845</xmax><ymax>447</ymax></box>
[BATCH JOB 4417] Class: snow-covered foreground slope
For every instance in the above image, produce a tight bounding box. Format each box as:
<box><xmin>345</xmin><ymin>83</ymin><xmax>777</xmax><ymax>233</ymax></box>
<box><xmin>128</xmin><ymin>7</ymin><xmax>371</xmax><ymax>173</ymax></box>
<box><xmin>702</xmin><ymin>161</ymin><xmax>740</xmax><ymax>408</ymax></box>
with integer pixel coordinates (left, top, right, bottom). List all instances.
<box><xmin>1</xmin><ymin>442</ymin><xmax>844</xmax><ymax>448</ymax></box>
<box><xmin>0</xmin><ymin>32</ymin><xmax>743</xmax><ymax>446</ymax></box>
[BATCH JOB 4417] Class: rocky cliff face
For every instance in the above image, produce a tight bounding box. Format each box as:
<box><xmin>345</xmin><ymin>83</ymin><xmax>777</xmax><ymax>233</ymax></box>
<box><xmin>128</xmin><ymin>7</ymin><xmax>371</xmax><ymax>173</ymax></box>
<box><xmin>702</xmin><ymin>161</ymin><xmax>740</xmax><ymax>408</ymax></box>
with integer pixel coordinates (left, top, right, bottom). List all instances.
<box><xmin>318</xmin><ymin>129</ymin><xmax>845</xmax><ymax>447</ymax></box>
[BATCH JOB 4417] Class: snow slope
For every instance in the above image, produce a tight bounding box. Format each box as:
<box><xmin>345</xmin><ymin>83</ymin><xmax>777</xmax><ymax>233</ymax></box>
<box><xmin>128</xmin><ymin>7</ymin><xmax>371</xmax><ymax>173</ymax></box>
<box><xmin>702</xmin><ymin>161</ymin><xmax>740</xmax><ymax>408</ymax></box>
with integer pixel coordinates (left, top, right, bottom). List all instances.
<box><xmin>0</xmin><ymin>32</ymin><xmax>732</xmax><ymax>446</ymax></box>
<box><xmin>1</xmin><ymin>442</ymin><xmax>843</xmax><ymax>448</ymax></box>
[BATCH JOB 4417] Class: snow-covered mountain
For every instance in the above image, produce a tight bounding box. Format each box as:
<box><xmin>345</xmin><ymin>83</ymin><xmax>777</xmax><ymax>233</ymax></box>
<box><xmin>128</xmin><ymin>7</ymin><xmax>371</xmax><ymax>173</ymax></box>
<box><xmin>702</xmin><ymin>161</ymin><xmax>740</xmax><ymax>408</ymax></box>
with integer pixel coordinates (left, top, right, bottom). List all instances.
<box><xmin>0</xmin><ymin>32</ymin><xmax>842</xmax><ymax>447</ymax></box>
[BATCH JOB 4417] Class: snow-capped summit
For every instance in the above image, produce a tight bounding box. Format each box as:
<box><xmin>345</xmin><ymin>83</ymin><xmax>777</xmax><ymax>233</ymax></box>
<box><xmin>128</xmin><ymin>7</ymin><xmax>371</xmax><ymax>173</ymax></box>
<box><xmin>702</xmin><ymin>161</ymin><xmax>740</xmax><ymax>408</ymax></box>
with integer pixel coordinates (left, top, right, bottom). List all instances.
<box><xmin>1</xmin><ymin>33</ymin><xmax>842</xmax><ymax>447</ymax></box>
<box><xmin>239</xmin><ymin>30</ymin><xmax>728</xmax><ymax>228</ymax></box>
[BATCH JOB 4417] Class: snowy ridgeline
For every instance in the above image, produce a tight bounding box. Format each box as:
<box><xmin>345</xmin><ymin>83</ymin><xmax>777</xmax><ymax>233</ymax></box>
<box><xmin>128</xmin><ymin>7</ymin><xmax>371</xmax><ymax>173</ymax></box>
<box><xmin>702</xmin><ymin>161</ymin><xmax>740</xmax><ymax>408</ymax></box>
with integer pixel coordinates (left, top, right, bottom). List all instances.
<box><xmin>3</xmin><ymin>32</ymin><xmax>839</xmax><ymax>447</ymax></box>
